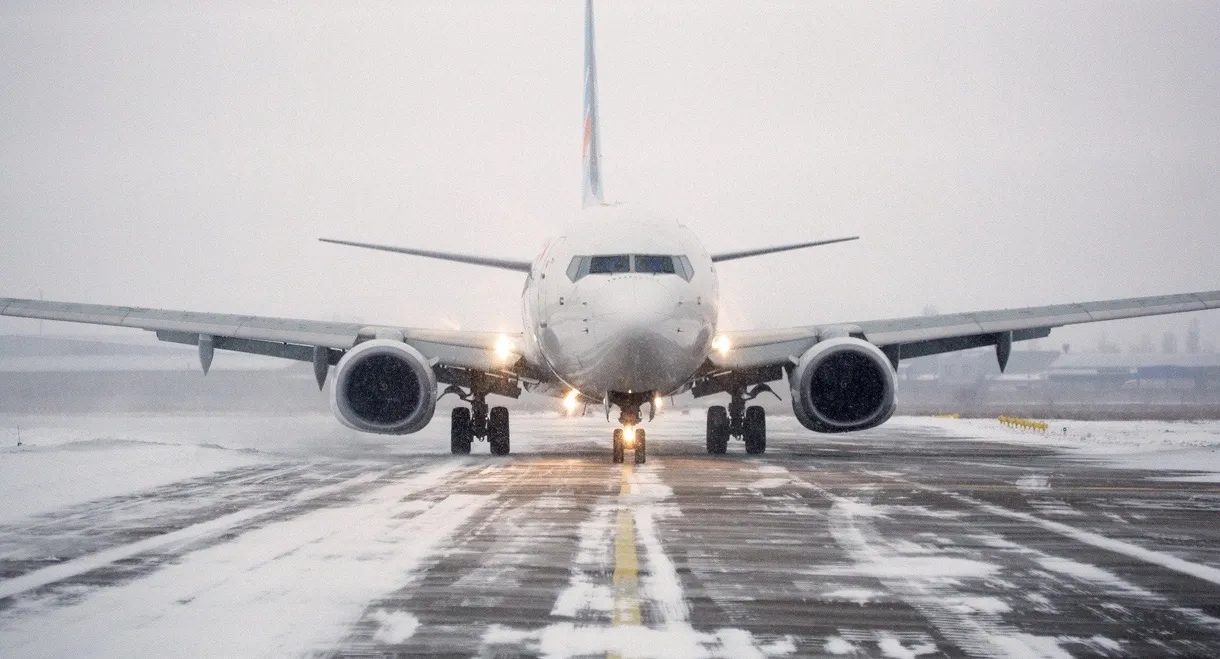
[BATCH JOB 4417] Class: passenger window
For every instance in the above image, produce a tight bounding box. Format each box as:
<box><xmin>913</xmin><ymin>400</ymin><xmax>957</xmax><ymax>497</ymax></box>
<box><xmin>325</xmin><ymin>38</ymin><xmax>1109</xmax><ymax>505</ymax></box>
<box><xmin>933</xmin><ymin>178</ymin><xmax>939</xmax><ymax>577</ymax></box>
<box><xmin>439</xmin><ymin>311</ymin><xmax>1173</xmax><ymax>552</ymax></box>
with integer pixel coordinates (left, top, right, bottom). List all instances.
<box><xmin>588</xmin><ymin>255</ymin><xmax>630</xmax><ymax>274</ymax></box>
<box><xmin>633</xmin><ymin>255</ymin><xmax>676</xmax><ymax>274</ymax></box>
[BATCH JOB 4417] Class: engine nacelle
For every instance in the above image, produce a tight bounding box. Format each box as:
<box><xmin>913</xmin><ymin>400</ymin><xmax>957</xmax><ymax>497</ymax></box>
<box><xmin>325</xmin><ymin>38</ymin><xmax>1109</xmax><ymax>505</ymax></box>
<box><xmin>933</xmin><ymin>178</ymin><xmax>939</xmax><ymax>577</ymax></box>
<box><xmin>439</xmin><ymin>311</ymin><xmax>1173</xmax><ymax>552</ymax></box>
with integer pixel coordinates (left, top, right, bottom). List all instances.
<box><xmin>329</xmin><ymin>339</ymin><xmax>437</xmax><ymax>435</ymax></box>
<box><xmin>789</xmin><ymin>337</ymin><xmax>896</xmax><ymax>433</ymax></box>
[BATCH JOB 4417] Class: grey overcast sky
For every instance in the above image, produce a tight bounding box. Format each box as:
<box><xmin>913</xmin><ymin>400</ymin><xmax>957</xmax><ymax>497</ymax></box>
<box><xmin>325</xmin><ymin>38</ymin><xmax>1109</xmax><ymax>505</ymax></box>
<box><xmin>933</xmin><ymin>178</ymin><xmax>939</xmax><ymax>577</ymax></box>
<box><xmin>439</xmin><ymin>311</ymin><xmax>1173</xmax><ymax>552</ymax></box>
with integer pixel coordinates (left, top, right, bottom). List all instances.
<box><xmin>2</xmin><ymin>1</ymin><xmax>1218</xmax><ymax>349</ymax></box>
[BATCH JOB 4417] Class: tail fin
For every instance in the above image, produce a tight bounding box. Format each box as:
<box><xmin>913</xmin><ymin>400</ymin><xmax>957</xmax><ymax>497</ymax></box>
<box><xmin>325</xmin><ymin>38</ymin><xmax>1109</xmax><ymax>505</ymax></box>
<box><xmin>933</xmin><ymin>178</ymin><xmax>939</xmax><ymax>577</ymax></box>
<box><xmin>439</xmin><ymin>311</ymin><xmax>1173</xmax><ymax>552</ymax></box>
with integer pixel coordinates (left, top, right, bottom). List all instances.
<box><xmin>581</xmin><ymin>0</ymin><xmax>605</xmax><ymax>208</ymax></box>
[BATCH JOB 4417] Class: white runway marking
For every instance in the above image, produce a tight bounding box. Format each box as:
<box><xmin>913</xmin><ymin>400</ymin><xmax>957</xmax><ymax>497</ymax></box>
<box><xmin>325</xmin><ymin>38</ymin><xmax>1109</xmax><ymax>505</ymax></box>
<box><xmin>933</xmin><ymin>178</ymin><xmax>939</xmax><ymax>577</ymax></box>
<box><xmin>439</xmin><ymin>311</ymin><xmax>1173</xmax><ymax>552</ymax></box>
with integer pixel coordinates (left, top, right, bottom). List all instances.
<box><xmin>1015</xmin><ymin>473</ymin><xmax>1085</xmax><ymax>517</ymax></box>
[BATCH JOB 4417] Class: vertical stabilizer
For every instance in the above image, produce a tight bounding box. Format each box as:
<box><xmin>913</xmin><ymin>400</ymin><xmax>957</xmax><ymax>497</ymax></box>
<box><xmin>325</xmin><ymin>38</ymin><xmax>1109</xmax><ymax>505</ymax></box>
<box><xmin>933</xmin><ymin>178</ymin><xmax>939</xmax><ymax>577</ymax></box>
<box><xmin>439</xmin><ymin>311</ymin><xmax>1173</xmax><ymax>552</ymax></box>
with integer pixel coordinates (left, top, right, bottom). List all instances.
<box><xmin>581</xmin><ymin>0</ymin><xmax>605</xmax><ymax>208</ymax></box>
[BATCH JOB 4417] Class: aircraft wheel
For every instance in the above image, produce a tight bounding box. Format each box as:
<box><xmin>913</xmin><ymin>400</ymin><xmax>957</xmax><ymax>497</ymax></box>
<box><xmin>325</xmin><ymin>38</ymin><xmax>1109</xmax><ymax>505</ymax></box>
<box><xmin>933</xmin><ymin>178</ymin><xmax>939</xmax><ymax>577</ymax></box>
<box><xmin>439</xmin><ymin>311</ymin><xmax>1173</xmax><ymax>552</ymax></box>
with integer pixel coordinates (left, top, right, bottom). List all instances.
<box><xmin>489</xmin><ymin>406</ymin><xmax>510</xmax><ymax>456</ymax></box>
<box><xmin>450</xmin><ymin>407</ymin><xmax>473</xmax><ymax>455</ymax></box>
<box><xmin>633</xmin><ymin>429</ymin><xmax>647</xmax><ymax>464</ymax></box>
<box><xmin>744</xmin><ymin>405</ymin><xmax>766</xmax><ymax>455</ymax></box>
<box><xmin>612</xmin><ymin>428</ymin><xmax>625</xmax><ymax>464</ymax></box>
<box><xmin>706</xmin><ymin>406</ymin><xmax>729</xmax><ymax>454</ymax></box>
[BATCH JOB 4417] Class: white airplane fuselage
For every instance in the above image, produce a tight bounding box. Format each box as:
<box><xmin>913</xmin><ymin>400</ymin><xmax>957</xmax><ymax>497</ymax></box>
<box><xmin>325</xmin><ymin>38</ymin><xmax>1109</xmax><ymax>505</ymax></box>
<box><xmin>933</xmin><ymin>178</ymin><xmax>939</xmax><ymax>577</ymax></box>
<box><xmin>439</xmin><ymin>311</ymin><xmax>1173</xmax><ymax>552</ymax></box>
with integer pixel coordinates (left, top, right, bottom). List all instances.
<box><xmin>521</xmin><ymin>207</ymin><xmax>719</xmax><ymax>399</ymax></box>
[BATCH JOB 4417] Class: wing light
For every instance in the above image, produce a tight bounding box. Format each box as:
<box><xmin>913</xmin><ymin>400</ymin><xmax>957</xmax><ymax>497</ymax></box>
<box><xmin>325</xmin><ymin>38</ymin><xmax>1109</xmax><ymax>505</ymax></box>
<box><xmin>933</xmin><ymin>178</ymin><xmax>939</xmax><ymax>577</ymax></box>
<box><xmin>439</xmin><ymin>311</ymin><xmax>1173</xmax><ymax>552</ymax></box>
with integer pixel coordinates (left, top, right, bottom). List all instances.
<box><xmin>712</xmin><ymin>335</ymin><xmax>732</xmax><ymax>358</ymax></box>
<box><xmin>564</xmin><ymin>390</ymin><xmax>580</xmax><ymax>414</ymax></box>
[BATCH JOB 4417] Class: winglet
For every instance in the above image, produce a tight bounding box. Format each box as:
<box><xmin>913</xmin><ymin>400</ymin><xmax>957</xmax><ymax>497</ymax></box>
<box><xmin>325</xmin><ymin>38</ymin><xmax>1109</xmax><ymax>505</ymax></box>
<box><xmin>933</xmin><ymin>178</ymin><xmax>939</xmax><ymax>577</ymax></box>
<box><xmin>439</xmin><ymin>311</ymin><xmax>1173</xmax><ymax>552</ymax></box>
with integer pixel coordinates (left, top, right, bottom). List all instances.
<box><xmin>581</xmin><ymin>0</ymin><xmax>605</xmax><ymax>209</ymax></box>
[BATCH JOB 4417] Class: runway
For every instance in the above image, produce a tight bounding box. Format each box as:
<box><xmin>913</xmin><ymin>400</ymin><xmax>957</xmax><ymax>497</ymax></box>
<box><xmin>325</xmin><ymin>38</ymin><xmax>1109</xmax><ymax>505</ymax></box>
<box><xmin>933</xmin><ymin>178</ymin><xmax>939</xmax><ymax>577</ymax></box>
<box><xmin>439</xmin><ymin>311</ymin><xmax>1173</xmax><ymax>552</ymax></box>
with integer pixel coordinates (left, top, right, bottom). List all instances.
<box><xmin>2</xmin><ymin>414</ymin><xmax>1220</xmax><ymax>658</ymax></box>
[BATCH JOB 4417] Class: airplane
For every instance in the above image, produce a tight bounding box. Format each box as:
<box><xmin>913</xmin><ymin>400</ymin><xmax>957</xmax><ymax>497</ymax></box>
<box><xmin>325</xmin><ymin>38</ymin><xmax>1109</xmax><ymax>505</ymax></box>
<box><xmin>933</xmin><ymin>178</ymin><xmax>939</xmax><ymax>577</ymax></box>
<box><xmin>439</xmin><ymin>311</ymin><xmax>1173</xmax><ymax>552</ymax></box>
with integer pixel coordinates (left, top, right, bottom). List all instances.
<box><xmin>2</xmin><ymin>0</ymin><xmax>1218</xmax><ymax>465</ymax></box>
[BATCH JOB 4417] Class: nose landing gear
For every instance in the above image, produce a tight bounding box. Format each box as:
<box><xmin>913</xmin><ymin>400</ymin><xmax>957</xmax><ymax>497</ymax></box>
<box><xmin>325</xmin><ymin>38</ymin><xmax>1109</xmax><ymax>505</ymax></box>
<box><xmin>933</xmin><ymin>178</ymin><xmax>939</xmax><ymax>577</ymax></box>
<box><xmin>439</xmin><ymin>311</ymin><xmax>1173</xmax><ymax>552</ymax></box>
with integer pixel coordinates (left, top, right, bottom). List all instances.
<box><xmin>612</xmin><ymin>426</ymin><xmax>647</xmax><ymax>464</ymax></box>
<box><xmin>608</xmin><ymin>391</ymin><xmax>651</xmax><ymax>464</ymax></box>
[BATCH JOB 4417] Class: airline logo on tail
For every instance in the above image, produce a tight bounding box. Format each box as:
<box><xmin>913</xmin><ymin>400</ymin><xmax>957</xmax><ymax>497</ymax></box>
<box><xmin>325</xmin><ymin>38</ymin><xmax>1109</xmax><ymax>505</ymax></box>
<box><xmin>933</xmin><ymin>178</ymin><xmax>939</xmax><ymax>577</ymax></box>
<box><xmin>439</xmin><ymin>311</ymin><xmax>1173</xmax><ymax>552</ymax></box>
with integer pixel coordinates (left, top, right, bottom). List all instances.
<box><xmin>581</xmin><ymin>0</ymin><xmax>605</xmax><ymax>208</ymax></box>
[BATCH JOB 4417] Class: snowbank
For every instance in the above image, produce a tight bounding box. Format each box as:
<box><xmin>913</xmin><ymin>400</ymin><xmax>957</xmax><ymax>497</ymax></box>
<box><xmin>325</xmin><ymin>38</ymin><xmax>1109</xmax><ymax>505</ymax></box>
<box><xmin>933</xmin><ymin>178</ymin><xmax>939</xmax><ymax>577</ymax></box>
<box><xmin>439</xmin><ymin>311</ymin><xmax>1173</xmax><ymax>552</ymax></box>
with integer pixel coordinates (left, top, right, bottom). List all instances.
<box><xmin>894</xmin><ymin>416</ymin><xmax>1220</xmax><ymax>482</ymax></box>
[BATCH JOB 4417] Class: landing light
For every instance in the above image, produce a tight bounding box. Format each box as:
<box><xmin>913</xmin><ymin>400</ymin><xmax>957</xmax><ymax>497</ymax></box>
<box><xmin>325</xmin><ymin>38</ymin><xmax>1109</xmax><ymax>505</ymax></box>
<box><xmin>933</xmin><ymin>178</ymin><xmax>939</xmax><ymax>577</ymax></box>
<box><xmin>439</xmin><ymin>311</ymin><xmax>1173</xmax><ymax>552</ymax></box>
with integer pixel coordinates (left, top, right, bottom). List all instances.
<box><xmin>653</xmin><ymin>395</ymin><xmax>662</xmax><ymax>410</ymax></box>
<box><xmin>712</xmin><ymin>335</ymin><xmax>731</xmax><ymax>358</ymax></box>
<box><xmin>494</xmin><ymin>335</ymin><xmax>515</xmax><ymax>362</ymax></box>
<box><xmin>623</xmin><ymin>425</ymin><xmax>636</xmax><ymax>447</ymax></box>
<box><xmin>563</xmin><ymin>390</ymin><xmax>580</xmax><ymax>414</ymax></box>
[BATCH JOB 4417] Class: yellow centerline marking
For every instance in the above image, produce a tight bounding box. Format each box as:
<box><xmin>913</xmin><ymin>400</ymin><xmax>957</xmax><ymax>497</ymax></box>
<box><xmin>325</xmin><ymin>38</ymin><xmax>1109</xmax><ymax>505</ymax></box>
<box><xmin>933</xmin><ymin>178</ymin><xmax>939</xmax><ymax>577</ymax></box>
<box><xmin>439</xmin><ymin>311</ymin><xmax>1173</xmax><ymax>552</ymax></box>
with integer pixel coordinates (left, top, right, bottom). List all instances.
<box><xmin>608</xmin><ymin>462</ymin><xmax>641</xmax><ymax>659</ymax></box>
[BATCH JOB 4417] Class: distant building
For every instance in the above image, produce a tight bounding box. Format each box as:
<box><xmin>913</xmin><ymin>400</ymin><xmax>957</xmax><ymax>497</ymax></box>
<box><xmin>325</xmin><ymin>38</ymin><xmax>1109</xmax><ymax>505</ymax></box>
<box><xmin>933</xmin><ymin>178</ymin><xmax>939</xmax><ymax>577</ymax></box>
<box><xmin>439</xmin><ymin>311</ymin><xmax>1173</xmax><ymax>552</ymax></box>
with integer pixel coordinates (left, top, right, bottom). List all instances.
<box><xmin>900</xmin><ymin>348</ymin><xmax>1060</xmax><ymax>384</ymax></box>
<box><xmin>1048</xmin><ymin>352</ymin><xmax>1220</xmax><ymax>388</ymax></box>
<box><xmin>898</xmin><ymin>347</ymin><xmax>1220</xmax><ymax>412</ymax></box>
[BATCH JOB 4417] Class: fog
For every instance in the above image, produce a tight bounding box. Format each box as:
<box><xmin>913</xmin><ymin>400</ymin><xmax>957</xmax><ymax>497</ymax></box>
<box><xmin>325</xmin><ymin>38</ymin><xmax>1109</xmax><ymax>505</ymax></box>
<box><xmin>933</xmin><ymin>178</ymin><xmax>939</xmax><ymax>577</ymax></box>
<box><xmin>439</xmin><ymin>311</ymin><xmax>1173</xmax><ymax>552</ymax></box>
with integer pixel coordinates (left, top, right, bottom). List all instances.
<box><xmin>2</xmin><ymin>1</ymin><xmax>1218</xmax><ymax>348</ymax></box>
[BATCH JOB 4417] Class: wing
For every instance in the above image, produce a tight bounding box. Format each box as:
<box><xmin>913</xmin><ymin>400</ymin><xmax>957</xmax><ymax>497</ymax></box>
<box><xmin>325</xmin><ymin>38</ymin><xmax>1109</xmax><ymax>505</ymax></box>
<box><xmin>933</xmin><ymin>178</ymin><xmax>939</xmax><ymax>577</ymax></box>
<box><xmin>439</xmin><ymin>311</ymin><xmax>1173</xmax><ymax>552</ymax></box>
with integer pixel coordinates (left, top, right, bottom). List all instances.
<box><xmin>0</xmin><ymin>298</ymin><xmax>544</xmax><ymax>395</ymax></box>
<box><xmin>711</xmin><ymin>289</ymin><xmax>1220</xmax><ymax>375</ymax></box>
<box><xmin>319</xmin><ymin>238</ymin><xmax>532</xmax><ymax>272</ymax></box>
<box><xmin>708</xmin><ymin>236</ymin><xmax>858</xmax><ymax>263</ymax></box>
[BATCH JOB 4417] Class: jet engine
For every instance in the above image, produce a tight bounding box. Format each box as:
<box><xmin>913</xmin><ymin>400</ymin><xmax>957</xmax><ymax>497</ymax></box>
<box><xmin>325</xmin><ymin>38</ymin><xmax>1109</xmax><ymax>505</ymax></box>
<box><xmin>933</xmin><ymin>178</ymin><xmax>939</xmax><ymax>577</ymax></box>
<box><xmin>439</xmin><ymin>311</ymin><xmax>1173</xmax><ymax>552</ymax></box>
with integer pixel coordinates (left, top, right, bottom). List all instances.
<box><xmin>329</xmin><ymin>339</ymin><xmax>437</xmax><ymax>434</ymax></box>
<box><xmin>789</xmin><ymin>337</ymin><xmax>896</xmax><ymax>433</ymax></box>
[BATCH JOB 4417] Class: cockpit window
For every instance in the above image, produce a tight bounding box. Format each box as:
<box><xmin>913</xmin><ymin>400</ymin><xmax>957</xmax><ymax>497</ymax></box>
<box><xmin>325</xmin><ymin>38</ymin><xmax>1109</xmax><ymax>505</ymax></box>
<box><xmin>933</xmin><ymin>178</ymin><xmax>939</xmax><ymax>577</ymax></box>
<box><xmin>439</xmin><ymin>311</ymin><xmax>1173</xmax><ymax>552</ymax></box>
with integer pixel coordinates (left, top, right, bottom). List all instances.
<box><xmin>567</xmin><ymin>254</ymin><xmax>695</xmax><ymax>281</ymax></box>
<box><xmin>566</xmin><ymin>256</ymin><xmax>585</xmax><ymax>282</ymax></box>
<box><xmin>677</xmin><ymin>255</ymin><xmax>694</xmax><ymax>281</ymax></box>
<box><xmin>588</xmin><ymin>254</ymin><xmax>630</xmax><ymax>274</ymax></box>
<box><xmin>632</xmin><ymin>255</ymin><xmax>676</xmax><ymax>274</ymax></box>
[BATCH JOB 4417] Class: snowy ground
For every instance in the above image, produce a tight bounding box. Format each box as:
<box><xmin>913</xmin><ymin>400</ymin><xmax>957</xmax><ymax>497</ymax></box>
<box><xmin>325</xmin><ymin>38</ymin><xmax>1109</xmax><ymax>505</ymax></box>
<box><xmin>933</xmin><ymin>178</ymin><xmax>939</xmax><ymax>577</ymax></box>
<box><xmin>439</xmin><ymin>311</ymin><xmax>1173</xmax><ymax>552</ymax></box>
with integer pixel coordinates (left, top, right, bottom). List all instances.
<box><xmin>1</xmin><ymin>413</ymin><xmax>1220</xmax><ymax>657</ymax></box>
<box><xmin>915</xmin><ymin>416</ymin><xmax>1220</xmax><ymax>482</ymax></box>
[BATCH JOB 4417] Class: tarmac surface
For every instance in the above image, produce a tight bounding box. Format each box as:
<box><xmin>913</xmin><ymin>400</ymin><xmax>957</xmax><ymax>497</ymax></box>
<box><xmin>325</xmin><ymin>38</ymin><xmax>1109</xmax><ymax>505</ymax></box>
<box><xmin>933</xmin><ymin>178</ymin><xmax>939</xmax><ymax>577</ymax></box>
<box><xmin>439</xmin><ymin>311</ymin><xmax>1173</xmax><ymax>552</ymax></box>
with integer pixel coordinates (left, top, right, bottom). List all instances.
<box><xmin>2</xmin><ymin>414</ymin><xmax>1220</xmax><ymax>658</ymax></box>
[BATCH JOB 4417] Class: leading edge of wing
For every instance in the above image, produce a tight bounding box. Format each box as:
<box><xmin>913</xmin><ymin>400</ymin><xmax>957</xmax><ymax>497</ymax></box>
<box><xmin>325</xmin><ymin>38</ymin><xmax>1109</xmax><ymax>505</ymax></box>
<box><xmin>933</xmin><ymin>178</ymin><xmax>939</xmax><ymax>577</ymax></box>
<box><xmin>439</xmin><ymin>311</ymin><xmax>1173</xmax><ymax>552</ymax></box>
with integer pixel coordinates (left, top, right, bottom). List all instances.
<box><xmin>855</xmin><ymin>289</ymin><xmax>1220</xmax><ymax>347</ymax></box>
<box><xmin>0</xmin><ymin>297</ymin><xmax>522</xmax><ymax>354</ymax></box>
<box><xmin>714</xmin><ymin>288</ymin><xmax>1220</xmax><ymax>370</ymax></box>
<box><xmin>319</xmin><ymin>238</ymin><xmax>532</xmax><ymax>272</ymax></box>
<box><xmin>709</xmin><ymin>236</ymin><xmax>859</xmax><ymax>263</ymax></box>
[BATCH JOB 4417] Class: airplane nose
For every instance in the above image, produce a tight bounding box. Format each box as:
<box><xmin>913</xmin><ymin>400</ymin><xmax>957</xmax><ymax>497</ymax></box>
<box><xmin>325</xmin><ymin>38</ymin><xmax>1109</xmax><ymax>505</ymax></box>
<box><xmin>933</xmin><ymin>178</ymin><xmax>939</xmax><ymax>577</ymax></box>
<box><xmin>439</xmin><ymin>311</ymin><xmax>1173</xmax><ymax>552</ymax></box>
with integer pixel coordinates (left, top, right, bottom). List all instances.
<box><xmin>555</xmin><ymin>275</ymin><xmax>708</xmax><ymax>395</ymax></box>
<box><xmin>584</xmin><ymin>278</ymin><xmax>689</xmax><ymax>389</ymax></box>
<box><xmin>632</xmin><ymin>278</ymin><xmax>678</xmax><ymax>321</ymax></box>
<box><xmin>601</xmin><ymin>278</ymin><xmax>677</xmax><ymax>329</ymax></box>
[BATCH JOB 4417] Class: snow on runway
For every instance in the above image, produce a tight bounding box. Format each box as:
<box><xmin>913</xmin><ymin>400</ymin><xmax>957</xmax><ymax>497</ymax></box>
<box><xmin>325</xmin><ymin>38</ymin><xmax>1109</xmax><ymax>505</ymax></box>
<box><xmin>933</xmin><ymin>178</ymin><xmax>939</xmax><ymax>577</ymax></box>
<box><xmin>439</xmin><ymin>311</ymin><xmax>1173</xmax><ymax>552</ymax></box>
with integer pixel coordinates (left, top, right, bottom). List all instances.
<box><xmin>2</xmin><ymin>413</ymin><xmax>1220</xmax><ymax>657</ymax></box>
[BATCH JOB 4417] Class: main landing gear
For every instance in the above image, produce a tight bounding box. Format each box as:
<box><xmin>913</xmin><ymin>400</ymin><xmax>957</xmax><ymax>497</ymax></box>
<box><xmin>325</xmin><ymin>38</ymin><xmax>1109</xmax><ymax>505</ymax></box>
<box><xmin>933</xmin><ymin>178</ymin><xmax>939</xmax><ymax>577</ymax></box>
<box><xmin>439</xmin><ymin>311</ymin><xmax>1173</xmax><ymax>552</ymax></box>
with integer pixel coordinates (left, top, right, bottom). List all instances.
<box><xmin>706</xmin><ymin>384</ymin><xmax>778</xmax><ymax>456</ymax></box>
<box><xmin>608</xmin><ymin>391</ymin><xmax>650</xmax><ymax>465</ymax></box>
<box><xmin>443</xmin><ymin>386</ymin><xmax>510</xmax><ymax>456</ymax></box>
